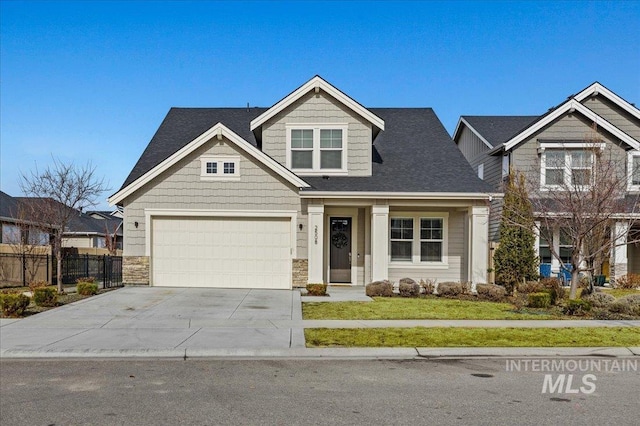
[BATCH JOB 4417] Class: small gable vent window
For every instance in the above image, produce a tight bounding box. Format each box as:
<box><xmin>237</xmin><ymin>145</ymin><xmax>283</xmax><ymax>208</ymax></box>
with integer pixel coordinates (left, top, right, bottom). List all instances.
<box><xmin>200</xmin><ymin>156</ymin><xmax>240</xmax><ymax>181</ymax></box>
<box><xmin>286</xmin><ymin>124</ymin><xmax>348</xmax><ymax>175</ymax></box>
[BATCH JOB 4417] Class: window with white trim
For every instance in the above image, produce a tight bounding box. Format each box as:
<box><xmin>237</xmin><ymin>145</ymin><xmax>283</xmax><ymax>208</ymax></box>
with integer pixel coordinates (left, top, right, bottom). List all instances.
<box><xmin>628</xmin><ymin>151</ymin><xmax>640</xmax><ymax>190</ymax></box>
<box><xmin>420</xmin><ymin>218</ymin><xmax>443</xmax><ymax>262</ymax></box>
<box><xmin>390</xmin><ymin>218</ymin><xmax>413</xmax><ymax>261</ymax></box>
<box><xmin>200</xmin><ymin>156</ymin><xmax>240</xmax><ymax>180</ymax></box>
<box><xmin>541</xmin><ymin>149</ymin><xmax>593</xmax><ymax>189</ymax></box>
<box><xmin>286</xmin><ymin>125</ymin><xmax>348</xmax><ymax>174</ymax></box>
<box><xmin>477</xmin><ymin>163</ymin><xmax>484</xmax><ymax>180</ymax></box>
<box><xmin>390</xmin><ymin>214</ymin><xmax>448</xmax><ymax>264</ymax></box>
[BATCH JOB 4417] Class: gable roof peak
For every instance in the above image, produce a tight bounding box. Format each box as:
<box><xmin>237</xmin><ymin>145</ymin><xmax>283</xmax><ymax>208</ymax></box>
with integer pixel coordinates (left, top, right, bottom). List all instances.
<box><xmin>250</xmin><ymin>75</ymin><xmax>385</xmax><ymax>132</ymax></box>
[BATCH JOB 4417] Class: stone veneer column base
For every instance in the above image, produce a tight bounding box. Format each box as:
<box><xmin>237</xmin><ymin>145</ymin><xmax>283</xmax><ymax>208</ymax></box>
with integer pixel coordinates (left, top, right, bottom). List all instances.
<box><xmin>123</xmin><ymin>256</ymin><xmax>150</xmax><ymax>286</ymax></box>
<box><xmin>292</xmin><ymin>259</ymin><xmax>309</xmax><ymax>288</ymax></box>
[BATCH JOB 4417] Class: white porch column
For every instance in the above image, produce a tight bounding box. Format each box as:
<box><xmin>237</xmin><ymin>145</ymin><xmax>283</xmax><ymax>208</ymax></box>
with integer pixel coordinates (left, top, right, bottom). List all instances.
<box><xmin>371</xmin><ymin>204</ymin><xmax>389</xmax><ymax>281</ymax></box>
<box><xmin>307</xmin><ymin>204</ymin><xmax>324</xmax><ymax>283</ymax></box>
<box><xmin>533</xmin><ymin>221</ymin><xmax>541</xmax><ymax>259</ymax></box>
<box><xmin>469</xmin><ymin>206</ymin><xmax>489</xmax><ymax>285</ymax></box>
<box><xmin>612</xmin><ymin>221</ymin><xmax>629</xmax><ymax>281</ymax></box>
<box><xmin>551</xmin><ymin>226</ymin><xmax>561</xmax><ymax>274</ymax></box>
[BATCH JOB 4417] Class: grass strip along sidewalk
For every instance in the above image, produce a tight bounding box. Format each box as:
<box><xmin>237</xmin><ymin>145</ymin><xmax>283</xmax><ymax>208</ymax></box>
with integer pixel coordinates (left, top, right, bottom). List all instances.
<box><xmin>305</xmin><ymin>327</ymin><xmax>640</xmax><ymax>348</ymax></box>
<box><xmin>303</xmin><ymin>298</ymin><xmax>559</xmax><ymax>320</ymax></box>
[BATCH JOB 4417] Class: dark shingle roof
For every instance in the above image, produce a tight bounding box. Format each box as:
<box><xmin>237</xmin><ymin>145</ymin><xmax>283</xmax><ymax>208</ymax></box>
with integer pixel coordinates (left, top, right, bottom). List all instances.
<box><xmin>121</xmin><ymin>108</ymin><xmax>266</xmax><ymax>190</ymax></box>
<box><xmin>303</xmin><ymin>108</ymin><xmax>494</xmax><ymax>193</ymax></box>
<box><xmin>462</xmin><ymin>116</ymin><xmax>539</xmax><ymax>147</ymax></box>
<box><xmin>119</xmin><ymin>107</ymin><xmax>494</xmax><ymax>195</ymax></box>
<box><xmin>0</xmin><ymin>190</ymin><xmax>20</xmax><ymax>219</ymax></box>
<box><xmin>16</xmin><ymin>197</ymin><xmax>122</xmax><ymax>236</ymax></box>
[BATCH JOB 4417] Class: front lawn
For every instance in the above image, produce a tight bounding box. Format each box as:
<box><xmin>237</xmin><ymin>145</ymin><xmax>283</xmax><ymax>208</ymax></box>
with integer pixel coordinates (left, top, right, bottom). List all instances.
<box><xmin>303</xmin><ymin>297</ymin><xmax>558</xmax><ymax>320</ymax></box>
<box><xmin>305</xmin><ymin>327</ymin><xmax>640</xmax><ymax>347</ymax></box>
<box><xmin>601</xmin><ymin>288</ymin><xmax>640</xmax><ymax>298</ymax></box>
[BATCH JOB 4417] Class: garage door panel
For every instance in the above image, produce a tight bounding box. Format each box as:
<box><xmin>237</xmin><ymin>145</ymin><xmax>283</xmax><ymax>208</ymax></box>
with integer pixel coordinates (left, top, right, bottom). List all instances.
<box><xmin>152</xmin><ymin>217</ymin><xmax>291</xmax><ymax>289</ymax></box>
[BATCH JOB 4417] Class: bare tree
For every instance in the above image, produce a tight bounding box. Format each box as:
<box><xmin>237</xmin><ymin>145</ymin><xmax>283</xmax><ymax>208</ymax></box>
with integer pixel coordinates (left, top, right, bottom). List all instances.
<box><xmin>503</xmin><ymin>124</ymin><xmax>639</xmax><ymax>299</ymax></box>
<box><xmin>104</xmin><ymin>221</ymin><xmax>121</xmax><ymax>256</ymax></box>
<box><xmin>20</xmin><ymin>158</ymin><xmax>108</xmax><ymax>293</ymax></box>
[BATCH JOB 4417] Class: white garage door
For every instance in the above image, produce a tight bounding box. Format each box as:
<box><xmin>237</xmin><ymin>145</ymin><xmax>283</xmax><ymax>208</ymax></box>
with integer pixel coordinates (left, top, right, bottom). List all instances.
<box><xmin>152</xmin><ymin>217</ymin><xmax>292</xmax><ymax>289</ymax></box>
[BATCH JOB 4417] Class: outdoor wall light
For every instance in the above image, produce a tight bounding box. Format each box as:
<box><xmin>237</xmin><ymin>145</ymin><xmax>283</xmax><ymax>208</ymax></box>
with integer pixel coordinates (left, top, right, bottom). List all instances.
<box><xmin>299</xmin><ymin>223</ymin><xmax>303</xmax><ymax>231</ymax></box>
<box><xmin>134</xmin><ymin>221</ymin><xmax>139</xmax><ymax>228</ymax></box>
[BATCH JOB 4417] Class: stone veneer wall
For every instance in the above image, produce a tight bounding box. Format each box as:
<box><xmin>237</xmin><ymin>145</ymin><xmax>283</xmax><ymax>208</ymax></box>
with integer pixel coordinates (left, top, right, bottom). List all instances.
<box><xmin>123</xmin><ymin>256</ymin><xmax>150</xmax><ymax>285</ymax></box>
<box><xmin>292</xmin><ymin>259</ymin><xmax>308</xmax><ymax>287</ymax></box>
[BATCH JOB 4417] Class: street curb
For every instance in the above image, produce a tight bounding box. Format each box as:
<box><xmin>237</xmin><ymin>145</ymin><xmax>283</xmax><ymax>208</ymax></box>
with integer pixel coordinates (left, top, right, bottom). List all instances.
<box><xmin>415</xmin><ymin>347</ymin><xmax>638</xmax><ymax>358</ymax></box>
<box><xmin>2</xmin><ymin>347</ymin><xmax>639</xmax><ymax>360</ymax></box>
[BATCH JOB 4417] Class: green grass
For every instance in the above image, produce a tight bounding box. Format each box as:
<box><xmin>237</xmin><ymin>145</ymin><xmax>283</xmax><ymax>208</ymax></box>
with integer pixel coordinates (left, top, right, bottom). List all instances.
<box><xmin>305</xmin><ymin>327</ymin><xmax>640</xmax><ymax>347</ymax></box>
<box><xmin>303</xmin><ymin>297</ymin><xmax>558</xmax><ymax>320</ymax></box>
<box><xmin>601</xmin><ymin>288</ymin><xmax>640</xmax><ymax>298</ymax></box>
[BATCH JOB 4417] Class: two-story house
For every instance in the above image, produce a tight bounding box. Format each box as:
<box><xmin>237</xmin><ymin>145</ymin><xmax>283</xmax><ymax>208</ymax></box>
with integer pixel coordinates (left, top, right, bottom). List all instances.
<box><xmin>453</xmin><ymin>82</ymin><xmax>640</xmax><ymax>282</ymax></box>
<box><xmin>109</xmin><ymin>76</ymin><xmax>495</xmax><ymax>289</ymax></box>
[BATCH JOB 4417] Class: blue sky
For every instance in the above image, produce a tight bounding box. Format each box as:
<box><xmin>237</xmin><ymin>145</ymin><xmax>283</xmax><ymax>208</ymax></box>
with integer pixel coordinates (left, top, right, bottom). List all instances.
<box><xmin>1</xmin><ymin>1</ymin><xmax>639</xmax><ymax>209</ymax></box>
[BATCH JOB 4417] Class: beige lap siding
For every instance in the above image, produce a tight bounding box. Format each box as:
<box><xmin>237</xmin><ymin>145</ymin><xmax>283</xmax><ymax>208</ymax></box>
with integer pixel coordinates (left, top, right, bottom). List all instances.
<box><xmin>121</xmin><ymin>136</ymin><xmax>306</xmax><ymax>263</ymax></box>
<box><xmin>387</xmin><ymin>210</ymin><xmax>467</xmax><ymax>284</ymax></box>
<box><xmin>261</xmin><ymin>90</ymin><xmax>373</xmax><ymax>176</ymax></box>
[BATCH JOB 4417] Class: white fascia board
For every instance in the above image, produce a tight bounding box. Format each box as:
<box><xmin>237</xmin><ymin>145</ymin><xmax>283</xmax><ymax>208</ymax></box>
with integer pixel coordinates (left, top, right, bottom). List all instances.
<box><xmin>299</xmin><ymin>191</ymin><xmax>498</xmax><ymax>200</ymax></box>
<box><xmin>109</xmin><ymin>123</ymin><xmax>309</xmax><ymax>205</ymax></box>
<box><xmin>503</xmin><ymin>100</ymin><xmax>640</xmax><ymax>152</ymax></box>
<box><xmin>452</xmin><ymin>117</ymin><xmax>493</xmax><ymax>149</ymax></box>
<box><xmin>574</xmin><ymin>82</ymin><xmax>640</xmax><ymax>120</ymax></box>
<box><xmin>250</xmin><ymin>76</ymin><xmax>385</xmax><ymax>131</ymax></box>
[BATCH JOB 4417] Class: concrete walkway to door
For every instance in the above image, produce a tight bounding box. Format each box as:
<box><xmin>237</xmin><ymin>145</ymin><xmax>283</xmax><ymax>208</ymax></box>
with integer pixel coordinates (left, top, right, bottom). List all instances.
<box><xmin>0</xmin><ymin>287</ymin><xmax>305</xmax><ymax>357</ymax></box>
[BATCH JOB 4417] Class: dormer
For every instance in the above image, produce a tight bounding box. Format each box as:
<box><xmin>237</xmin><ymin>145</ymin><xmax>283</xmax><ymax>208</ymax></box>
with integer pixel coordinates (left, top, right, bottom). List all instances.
<box><xmin>250</xmin><ymin>76</ymin><xmax>384</xmax><ymax>176</ymax></box>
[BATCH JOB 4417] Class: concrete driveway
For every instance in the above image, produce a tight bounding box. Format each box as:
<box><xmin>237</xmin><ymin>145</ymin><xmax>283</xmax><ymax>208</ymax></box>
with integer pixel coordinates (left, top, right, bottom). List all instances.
<box><xmin>0</xmin><ymin>287</ymin><xmax>304</xmax><ymax>357</ymax></box>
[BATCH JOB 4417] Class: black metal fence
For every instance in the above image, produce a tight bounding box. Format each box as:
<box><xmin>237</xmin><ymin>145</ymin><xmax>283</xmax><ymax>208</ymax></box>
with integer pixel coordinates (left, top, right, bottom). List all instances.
<box><xmin>57</xmin><ymin>254</ymin><xmax>123</xmax><ymax>288</ymax></box>
<box><xmin>0</xmin><ymin>253</ymin><xmax>122</xmax><ymax>288</ymax></box>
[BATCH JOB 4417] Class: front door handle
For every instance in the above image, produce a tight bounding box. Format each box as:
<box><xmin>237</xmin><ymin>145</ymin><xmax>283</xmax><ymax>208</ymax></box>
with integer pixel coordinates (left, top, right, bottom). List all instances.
<box><xmin>348</xmin><ymin>252</ymin><xmax>352</xmax><ymax>266</ymax></box>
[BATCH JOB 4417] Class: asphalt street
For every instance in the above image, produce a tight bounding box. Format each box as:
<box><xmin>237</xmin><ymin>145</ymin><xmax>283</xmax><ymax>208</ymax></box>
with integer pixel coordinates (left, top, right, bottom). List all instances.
<box><xmin>1</xmin><ymin>358</ymin><xmax>638</xmax><ymax>425</ymax></box>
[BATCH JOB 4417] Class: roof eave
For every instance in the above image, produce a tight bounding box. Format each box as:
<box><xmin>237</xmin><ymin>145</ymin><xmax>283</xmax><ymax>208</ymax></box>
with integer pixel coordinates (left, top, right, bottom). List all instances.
<box><xmin>249</xmin><ymin>76</ymin><xmax>385</xmax><ymax>132</ymax></box>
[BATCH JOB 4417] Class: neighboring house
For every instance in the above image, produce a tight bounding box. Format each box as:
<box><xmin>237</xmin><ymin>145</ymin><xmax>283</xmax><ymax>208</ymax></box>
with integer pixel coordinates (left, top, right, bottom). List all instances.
<box><xmin>453</xmin><ymin>82</ymin><xmax>640</xmax><ymax>281</ymax></box>
<box><xmin>109</xmin><ymin>76</ymin><xmax>495</xmax><ymax>289</ymax></box>
<box><xmin>0</xmin><ymin>191</ymin><xmax>51</xmax><ymax>246</ymax></box>
<box><xmin>0</xmin><ymin>191</ymin><xmax>122</xmax><ymax>251</ymax></box>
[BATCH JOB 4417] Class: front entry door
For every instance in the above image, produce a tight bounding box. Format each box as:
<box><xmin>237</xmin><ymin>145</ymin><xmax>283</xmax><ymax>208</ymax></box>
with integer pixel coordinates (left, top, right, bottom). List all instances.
<box><xmin>330</xmin><ymin>217</ymin><xmax>352</xmax><ymax>283</ymax></box>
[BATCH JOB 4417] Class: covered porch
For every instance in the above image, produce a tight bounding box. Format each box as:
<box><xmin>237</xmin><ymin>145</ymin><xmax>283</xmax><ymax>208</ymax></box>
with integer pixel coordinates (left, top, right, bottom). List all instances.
<box><xmin>304</xmin><ymin>196</ymin><xmax>489</xmax><ymax>287</ymax></box>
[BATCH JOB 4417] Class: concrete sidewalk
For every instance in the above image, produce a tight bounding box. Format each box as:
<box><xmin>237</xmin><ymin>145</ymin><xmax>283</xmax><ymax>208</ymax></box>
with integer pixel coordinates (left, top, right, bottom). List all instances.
<box><xmin>1</xmin><ymin>286</ymin><xmax>639</xmax><ymax>359</ymax></box>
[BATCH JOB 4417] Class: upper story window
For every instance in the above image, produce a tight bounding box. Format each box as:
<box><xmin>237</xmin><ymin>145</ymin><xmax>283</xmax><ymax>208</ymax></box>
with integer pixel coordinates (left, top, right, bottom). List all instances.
<box><xmin>539</xmin><ymin>142</ymin><xmax>603</xmax><ymax>190</ymax></box>
<box><xmin>200</xmin><ymin>156</ymin><xmax>240</xmax><ymax>181</ymax></box>
<box><xmin>628</xmin><ymin>151</ymin><xmax>640</xmax><ymax>191</ymax></box>
<box><xmin>286</xmin><ymin>124</ymin><xmax>348</xmax><ymax>175</ymax></box>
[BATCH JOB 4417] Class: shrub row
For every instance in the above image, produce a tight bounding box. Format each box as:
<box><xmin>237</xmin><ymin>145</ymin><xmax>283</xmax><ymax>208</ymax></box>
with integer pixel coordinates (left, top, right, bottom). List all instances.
<box><xmin>306</xmin><ymin>283</ymin><xmax>328</xmax><ymax>296</ymax></box>
<box><xmin>0</xmin><ymin>293</ymin><xmax>30</xmax><ymax>317</ymax></box>
<box><xmin>612</xmin><ymin>273</ymin><xmax>640</xmax><ymax>289</ymax></box>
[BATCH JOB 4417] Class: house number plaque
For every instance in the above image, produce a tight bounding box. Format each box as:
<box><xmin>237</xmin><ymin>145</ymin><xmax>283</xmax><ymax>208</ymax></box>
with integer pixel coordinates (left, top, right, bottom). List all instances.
<box><xmin>314</xmin><ymin>225</ymin><xmax>318</xmax><ymax>245</ymax></box>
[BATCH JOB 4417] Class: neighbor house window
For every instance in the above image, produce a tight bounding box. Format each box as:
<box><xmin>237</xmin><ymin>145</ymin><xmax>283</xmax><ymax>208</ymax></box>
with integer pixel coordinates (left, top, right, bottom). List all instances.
<box><xmin>628</xmin><ymin>151</ymin><xmax>640</xmax><ymax>190</ymax></box>
<box><xmin>286</xmin><ymin>125</ymin><xmax>348</xmax><ymax>174</ymax></box>
<box><xmin>390</xmin><ymin>214</ymin><xmax>448</xmax><ymax>264</ymax></box>
<box><xmin>541</xmin><ymin>149</ymin><xmax>593</xmax><ymax>189</ymax></box>
<box><xmin>1</xmin><ymin>224</ymin><xmax>21</xmax><ymax>244</ymax></box>
<box><xmin>200</xmin><ymin>156</ymin><xmax>240</xmax><ymax>180</ymax></box>
<box><xmin>27</xmin><ymin>229</ymin><xmax>49</xmax><ymax>246</ymax></box>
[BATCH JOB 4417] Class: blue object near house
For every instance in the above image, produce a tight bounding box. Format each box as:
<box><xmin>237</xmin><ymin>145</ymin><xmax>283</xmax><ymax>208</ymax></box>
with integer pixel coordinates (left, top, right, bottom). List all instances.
<box><xmin>559</xmin><ymin>265</ymin><xmax>572</xmax><ymax>283</ymax></box>
<box><xmin>539</xmin><ymin>263</ymin><xmax>551</xmax><ymax>278</ymax></box>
